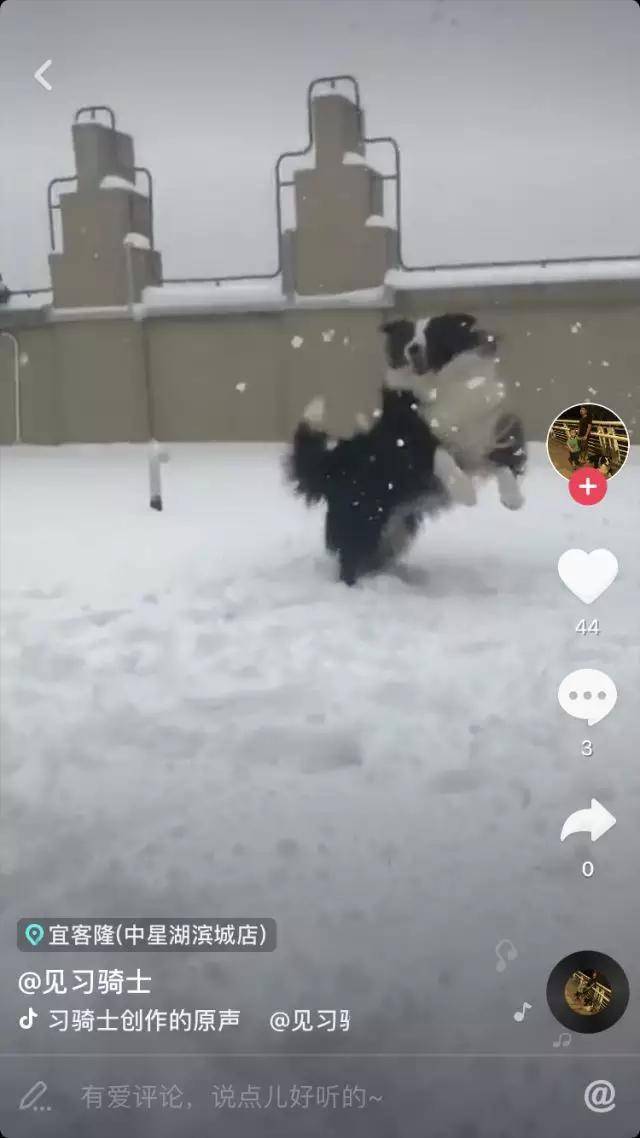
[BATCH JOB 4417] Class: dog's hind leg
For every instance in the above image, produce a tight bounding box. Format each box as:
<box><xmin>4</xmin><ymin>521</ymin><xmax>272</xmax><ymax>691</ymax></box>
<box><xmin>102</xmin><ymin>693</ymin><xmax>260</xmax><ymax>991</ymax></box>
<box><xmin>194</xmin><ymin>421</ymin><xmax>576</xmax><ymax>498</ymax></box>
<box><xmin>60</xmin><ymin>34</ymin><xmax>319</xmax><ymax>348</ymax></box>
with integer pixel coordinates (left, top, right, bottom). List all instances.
<box><xmin>495</xmin><ymin>465</ymin><xmax>525</xmax><ymax>510</ymax></box>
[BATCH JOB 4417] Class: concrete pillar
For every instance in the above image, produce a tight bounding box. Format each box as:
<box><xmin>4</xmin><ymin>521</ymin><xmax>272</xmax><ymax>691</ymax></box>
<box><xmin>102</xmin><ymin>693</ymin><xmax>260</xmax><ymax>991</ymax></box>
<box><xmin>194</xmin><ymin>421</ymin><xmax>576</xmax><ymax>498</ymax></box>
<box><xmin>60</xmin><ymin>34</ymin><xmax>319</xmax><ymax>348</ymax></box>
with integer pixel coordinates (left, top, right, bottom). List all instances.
<box><xmin>49</xmin><ymin>120</ymin><xmax>162</xmax><ymax>308</ymax></box>
<box><xmin>290</xmin><ymin>93</ymin><xmax>397</xmax><ymax>295</ymax></box>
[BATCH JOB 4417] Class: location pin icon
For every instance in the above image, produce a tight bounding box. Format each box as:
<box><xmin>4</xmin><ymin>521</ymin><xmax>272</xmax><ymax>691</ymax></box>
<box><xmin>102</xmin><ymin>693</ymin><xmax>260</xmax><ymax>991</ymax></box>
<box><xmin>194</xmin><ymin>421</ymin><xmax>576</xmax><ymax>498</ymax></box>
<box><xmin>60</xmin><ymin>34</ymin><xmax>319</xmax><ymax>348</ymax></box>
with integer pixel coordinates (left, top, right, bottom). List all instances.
<box><xmin>25</xmin><ymin>923</ymin><xmax>45</xmax><ymax>947</ymax></box>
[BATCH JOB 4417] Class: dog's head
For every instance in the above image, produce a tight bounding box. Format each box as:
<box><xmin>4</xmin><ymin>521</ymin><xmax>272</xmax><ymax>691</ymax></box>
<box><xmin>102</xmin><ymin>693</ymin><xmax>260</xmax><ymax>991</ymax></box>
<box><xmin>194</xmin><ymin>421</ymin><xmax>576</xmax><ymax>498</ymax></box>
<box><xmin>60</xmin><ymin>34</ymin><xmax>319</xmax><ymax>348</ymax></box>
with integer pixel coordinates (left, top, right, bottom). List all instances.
<box><xmin>380</xmin><ymin>313</ymin><xmax>498</xmax><ymax>375</ymax></box>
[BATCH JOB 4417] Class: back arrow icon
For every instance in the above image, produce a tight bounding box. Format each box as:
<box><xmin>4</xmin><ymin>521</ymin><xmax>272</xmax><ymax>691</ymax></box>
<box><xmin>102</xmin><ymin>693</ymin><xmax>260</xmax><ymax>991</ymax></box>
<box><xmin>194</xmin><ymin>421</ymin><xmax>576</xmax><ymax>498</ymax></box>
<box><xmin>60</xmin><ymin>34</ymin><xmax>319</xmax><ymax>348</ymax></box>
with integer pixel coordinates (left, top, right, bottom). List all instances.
<box><xmin>34</xmin><ymin>60</ymin><xmax>53</xmax><ymax>91</ymax></box>
<box><xmin>560</xmin><ymin>798</ymin><xmax>616</xmax><ymax>843</ymax></box>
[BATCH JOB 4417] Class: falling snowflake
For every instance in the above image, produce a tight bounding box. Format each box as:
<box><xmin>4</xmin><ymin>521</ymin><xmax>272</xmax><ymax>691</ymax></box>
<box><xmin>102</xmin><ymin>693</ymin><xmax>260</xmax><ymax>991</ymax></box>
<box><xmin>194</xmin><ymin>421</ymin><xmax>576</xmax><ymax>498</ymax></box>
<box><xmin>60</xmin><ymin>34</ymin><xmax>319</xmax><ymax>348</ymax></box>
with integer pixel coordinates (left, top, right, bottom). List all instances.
<box><xmin>570</xmin><ymin>322</ymin><xmax>582</xmax><ymax>334</ymax></box>
<box><xmin>396</xmin><ymin>438</ymin><xmax>405</xmax><ymax>447</ymax></box>
<box><xmin>466</xmin><ymin>376</ymin><xmax>486</xmax><ymax>390</ymax></box>
<box><xmin>525</xmin><ymin>330</ymin><xmax>532</xmax><ymax>337</ymax></box>
<box><xmin>235</xmin><ymin>382</ymin><xmax>247</xmax><ymax>392</ymax></box>
<box><xmin>19</xmin><ymin>352</ymin><xmax>30</xmax><ymax>366</ymax></box>
<box><xmin>322</xmin><ymin>329</ymin><xmax>335</xmax><ymax>343</ymax></box>
<box><xmin>450</xmin><ymin>425</ymin><xmax>459</xmax><ymax>432</ymax></box>
<box><xmin>601</xmin><ymin>360</ymin><xmax>610</xmax><ymax>367</ymax></box>
<box><xmin>429</xmin><ymin>419</ymin><xmax>439</xmax><ymax>429</ymax></box>
<box><xmin>515</xmin><ymin>381</ymin><xmax>521</xmax><ymax>388</ymax></box>
<box><xmin>343</xmin><ymin>336</ymin><xmax>350</xmax><ymax>346</ymax></box>
<box><xmin>388</xmin><ymin>481</ymin><xmax>394</xmax><ymax>490</ymax></box>
<box><xmin>587</xmin><ymin>387</ymin><xmax>597</xmax><ymax>396</ymax></box>
<box><xmin>427</xmin><ymin>388</ymin><xmax>438</xmax><ymax>401</ymax></box>
<box><xmin>372</xmin><ymin>408</ymin><xmax>382</xmax><ymax>418</ymax></box>
<box><xmin>290</xmin><ymin>335</ymin><xmax>304</xmax><ymax>349</ymax></box>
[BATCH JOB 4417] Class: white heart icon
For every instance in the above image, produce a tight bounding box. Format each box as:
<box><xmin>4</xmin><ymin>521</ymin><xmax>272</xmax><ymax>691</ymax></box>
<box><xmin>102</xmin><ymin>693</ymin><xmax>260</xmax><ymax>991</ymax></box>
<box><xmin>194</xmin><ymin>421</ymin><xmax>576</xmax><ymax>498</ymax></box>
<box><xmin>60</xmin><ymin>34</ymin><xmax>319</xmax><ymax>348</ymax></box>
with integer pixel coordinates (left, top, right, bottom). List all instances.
<box><xmin>558</xmin><ymin>549</ymin><xmax>619</xmax><ymax>605</ymax></box>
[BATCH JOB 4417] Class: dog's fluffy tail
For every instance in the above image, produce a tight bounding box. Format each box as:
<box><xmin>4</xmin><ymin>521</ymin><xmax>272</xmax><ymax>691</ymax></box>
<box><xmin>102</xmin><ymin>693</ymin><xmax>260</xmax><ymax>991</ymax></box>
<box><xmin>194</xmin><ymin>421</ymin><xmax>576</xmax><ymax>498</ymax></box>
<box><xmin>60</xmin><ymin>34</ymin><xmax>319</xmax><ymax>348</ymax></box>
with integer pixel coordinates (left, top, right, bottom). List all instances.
<box><xmin>285</xmin><ymin>397</ymin><xmax>332</xmax><ymax>504</ymax></box>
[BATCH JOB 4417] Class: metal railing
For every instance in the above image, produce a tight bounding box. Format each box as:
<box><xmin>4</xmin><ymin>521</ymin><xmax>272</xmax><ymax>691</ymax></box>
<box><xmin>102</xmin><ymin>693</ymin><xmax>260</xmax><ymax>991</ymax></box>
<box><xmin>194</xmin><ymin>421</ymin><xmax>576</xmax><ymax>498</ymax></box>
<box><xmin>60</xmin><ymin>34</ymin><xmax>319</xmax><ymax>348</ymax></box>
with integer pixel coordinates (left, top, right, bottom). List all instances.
<box><xmin>75</xmin><ymin>106</ymin><xmax>117</xmax><ymax>130</ymax></box>
<box><xmin>551</xmin><ymin>418</ymin><xmax>629</xmax><ymax>467</ymax></box>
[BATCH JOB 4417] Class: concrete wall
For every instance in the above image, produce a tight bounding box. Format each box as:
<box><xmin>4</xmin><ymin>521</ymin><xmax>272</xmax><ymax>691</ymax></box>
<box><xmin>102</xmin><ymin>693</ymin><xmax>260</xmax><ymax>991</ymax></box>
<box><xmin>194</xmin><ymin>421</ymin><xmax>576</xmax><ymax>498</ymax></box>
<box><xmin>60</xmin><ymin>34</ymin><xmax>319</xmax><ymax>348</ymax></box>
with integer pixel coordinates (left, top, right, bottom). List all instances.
<box><xmin>2</xmin><ymin>287</ymin><xmax>639</xmax><ymax>445</ymax></box>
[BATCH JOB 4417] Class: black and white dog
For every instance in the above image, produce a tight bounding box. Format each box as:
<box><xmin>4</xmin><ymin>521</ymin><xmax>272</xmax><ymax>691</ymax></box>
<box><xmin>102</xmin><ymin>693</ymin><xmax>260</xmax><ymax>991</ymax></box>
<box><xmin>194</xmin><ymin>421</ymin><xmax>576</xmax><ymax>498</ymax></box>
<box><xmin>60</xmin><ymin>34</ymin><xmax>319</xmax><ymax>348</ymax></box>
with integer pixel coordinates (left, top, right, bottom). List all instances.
<box><xmin>286</xmin><ymin>312</ymin><xmax>526</xmax><ymax>585</ymax></box>
<box><xmin>381</xmin><ymin>313</ymin><xmax>526</xmax><ymax>511</ymax></box>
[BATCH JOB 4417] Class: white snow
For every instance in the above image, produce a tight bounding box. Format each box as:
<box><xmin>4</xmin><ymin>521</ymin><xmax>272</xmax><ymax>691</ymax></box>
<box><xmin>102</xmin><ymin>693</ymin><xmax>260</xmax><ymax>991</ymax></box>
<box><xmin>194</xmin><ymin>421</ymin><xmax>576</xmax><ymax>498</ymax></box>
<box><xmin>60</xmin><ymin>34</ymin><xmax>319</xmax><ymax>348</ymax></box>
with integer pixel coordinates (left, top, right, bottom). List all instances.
<box><xmin>1</xmin><ymin>441</ymin><xmax>639</xmax><ymax>1085</ymax></box>
<box><xmin>293</xmin><ymin>286</ymin><xmax>390</xmax><ymax>308</ymax></box>
<box><xmin>364</xmin><ymin>214</ymin><xmax>388</xmax><ymax>228</ymax></box>
<box><xmin>342</xmin><ymin>151</ymin><xmax>368</xmax><ymax>167</ymax></box>
<box><xmin>100</xmin><ymin>174</ymin><xmax>146</xmax><ymax>195</ymax></box>
<box><xmin>123</xmin><ymin>231</ymin><xmax>151</xmax><ymax>250</ymax></box>
<box><xmin>386</xmin><ymin>258</ymin><xmax>640</xmax><ymax>290</ymax></box>
<box><xmin>142</xmin><ymin>278</ymin><xmax>286</xmax><ymax>314</ymax></box>
<box><xmin>290</xmin><ymin>334</ymin><xmax>304</xmax><ymax>348</ymax></box>
<box><xmin>50</xmin><ymin>305</ymin><xmax>133</xmax><ymax>321</ymax></box>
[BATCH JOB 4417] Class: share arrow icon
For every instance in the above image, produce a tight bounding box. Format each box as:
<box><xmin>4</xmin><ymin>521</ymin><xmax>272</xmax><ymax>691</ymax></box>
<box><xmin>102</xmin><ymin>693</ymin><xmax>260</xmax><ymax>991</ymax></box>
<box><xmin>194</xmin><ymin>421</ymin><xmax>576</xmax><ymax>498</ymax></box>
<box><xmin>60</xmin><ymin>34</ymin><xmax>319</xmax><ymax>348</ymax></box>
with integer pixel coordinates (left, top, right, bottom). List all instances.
<box><xmin>560</xmin><ymin>798</ymin><xmax>616</xmax><ymax>843</ymax></box>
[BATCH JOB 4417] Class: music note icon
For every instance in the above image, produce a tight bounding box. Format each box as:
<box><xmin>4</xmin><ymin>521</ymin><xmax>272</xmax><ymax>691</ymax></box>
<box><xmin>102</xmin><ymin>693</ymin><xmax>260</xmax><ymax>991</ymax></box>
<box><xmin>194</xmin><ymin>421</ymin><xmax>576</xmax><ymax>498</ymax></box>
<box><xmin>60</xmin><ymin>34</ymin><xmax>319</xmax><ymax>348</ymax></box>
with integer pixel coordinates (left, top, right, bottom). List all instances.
<box><xmin>553</xmin><ymin>1031</ymin><xmax>572</xmax><ymax>1048</ymax></box>
<box><xmin>495</xmin><ymin>939</ymin><xmax>518</xmax><ymax>973</ymax></box>
<box><xmin>514</xmin><ymin>1001</ymin><xmax>532</xmax><ymax>1022</ymax></box>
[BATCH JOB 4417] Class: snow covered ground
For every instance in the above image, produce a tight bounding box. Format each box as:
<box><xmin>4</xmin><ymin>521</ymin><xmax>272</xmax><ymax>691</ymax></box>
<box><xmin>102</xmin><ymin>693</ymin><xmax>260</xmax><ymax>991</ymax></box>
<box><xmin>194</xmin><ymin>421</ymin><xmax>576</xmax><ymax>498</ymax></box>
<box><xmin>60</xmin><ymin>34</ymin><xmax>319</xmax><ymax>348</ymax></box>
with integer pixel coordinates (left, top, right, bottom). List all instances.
<box><xmin>1</xmin><ymin>441</ymin><xmax>639</xmax><ymax>1136</ymax></box>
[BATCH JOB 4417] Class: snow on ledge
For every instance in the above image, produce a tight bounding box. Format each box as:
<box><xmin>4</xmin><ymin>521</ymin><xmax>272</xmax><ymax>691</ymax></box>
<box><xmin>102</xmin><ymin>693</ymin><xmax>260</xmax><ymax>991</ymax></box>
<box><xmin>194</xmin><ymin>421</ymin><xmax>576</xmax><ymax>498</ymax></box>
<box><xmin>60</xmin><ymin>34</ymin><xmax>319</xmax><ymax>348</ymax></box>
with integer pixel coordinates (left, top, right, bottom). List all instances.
<box><xmin>123</xmin><ymin>232</ymin><xmax>151</xmax><ymax>250</ymax></box>
<box><xmin>51</xmin><ymin>305</ymin><xmax>133</xmax><ymax>322</ymax></box>
<box><xmin>365</xmin><ymin>214</ymin><xmax>388</xmax><ymax>228</ymax></box>
<box><xmin>385</xmin><ymin>258</ymin><xmax>640</xmax><ymax>291</ymax></box>
<box><xmin>142</xmin><ymin>279</ymin><xmax>287</xmax><ymax>314</ymax></box>
<box><xmin>293</xmin><ymin>285</ymin><xmax>391</xmax><ymax>309</ymax></box>
<box><xmin>100</xmin><ymin>175</ymin><xmax>146</xmax><ymax>195</ymax></box>
<box><xmin>342</xmin><ymin>150</ymin><xmax>382</xmax><ymax>176</ymax></box>
<box><xmin>342</xmin><ymin>151</ymin><xmax>367</xmax><ymax>166</ymax></box>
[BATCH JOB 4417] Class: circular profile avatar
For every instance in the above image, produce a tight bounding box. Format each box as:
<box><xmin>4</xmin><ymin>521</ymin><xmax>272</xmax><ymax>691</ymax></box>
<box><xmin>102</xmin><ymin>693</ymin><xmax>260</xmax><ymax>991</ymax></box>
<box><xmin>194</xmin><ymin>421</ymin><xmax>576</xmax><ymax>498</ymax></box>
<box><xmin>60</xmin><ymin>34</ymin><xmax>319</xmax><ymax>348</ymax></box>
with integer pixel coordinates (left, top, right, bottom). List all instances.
<box><xmin>546</xmin><ymin>402</ymin><xmax>630</xmax><ymax>481</ymax></box>
<box><xmin>546</xmin><ymin>951</ymin><xmax>629</xmax><ymax>1034</ymax></box>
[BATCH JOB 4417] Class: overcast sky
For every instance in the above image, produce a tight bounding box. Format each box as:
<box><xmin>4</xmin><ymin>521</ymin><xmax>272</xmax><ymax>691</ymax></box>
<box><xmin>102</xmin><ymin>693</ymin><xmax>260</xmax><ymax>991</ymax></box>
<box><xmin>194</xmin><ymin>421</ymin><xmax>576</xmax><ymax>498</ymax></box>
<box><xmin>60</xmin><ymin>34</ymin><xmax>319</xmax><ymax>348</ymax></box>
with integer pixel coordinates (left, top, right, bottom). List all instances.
<box><xmin>1</xmin><ymin>0</ymin><xmax>639</xmax><ymax>290</ymax></box>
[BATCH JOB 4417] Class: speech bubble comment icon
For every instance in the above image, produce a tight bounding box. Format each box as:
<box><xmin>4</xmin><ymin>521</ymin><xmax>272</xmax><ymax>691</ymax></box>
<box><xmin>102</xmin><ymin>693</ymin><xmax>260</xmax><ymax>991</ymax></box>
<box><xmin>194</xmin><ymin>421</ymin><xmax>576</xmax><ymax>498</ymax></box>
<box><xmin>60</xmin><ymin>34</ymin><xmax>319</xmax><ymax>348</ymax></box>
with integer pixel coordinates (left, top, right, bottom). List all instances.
<box><xmin>558</xmin><ymin>669</ymin><xmax>617</xmax><ymax>726</ymax></box>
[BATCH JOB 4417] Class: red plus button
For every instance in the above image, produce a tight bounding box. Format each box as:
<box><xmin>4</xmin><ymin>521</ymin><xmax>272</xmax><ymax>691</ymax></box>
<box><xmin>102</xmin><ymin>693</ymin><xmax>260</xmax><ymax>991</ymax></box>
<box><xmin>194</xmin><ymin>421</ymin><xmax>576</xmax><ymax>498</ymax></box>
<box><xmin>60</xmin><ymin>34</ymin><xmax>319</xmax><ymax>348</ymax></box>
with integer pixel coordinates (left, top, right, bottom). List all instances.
<box><xmin>568</xmin><ymin>466</ymin><xmax>608</xmax><ymax>505</ymax></box>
